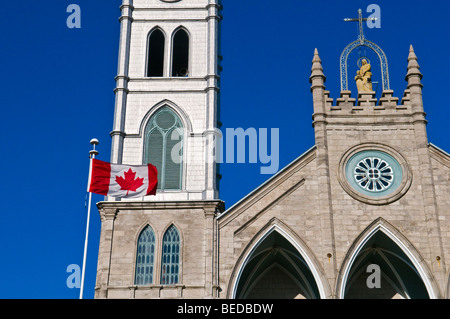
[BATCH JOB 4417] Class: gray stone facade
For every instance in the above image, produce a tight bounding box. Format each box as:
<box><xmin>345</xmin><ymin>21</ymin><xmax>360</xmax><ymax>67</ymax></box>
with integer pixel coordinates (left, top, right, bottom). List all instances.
<box><xmin>94</xmin><ymin>1</ymin><xmax>449</xmax><ymax>299</ymax></box>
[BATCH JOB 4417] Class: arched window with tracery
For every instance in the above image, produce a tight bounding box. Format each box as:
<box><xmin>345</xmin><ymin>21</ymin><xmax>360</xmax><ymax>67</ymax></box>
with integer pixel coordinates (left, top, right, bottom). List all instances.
<box><xmin>134</xmin><ymin>225</ymin><xmax>156</xmax><ymax>285</ymax></box>
<box><xmin>144</xmin><ymin>106</ymin><xmax>183</xmax><ymax>190</ymax></box>
<box><xmin>161</xmin><ymin>225</ymin><xmax>180</xmax><ymax>285</ymax></box>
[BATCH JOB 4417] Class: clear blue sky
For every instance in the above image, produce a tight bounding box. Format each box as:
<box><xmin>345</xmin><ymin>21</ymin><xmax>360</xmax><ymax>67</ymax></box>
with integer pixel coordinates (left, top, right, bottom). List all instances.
<box><xmin>0</xmin><ymin>0</ymin><xmax>449</xmax><ymax>299</ymax></box>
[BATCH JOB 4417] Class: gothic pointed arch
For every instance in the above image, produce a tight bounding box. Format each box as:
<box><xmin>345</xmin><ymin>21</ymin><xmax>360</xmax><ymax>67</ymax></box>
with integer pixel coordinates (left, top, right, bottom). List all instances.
<box><xmin>227</xmin><ymin>218</ymin><xmax>330</xmax><ymax>299</ymax></box>
<box><xmin>144</xmin><ymin>105</ymin><xmax>185</xmax><ymax>190</ymax></box>
<box><xmin>134</xmin><ymin>225</ymin><xmax>156</xmax><ymax>285</ymax></box>
<box><xmin>146</xmin><ymin>27</ymin><xmax>166</xmax><ymax>77</ymax></box>
<box><xmin>160</xmin><ymin>224</ymin><xmax>181</xmax><ymax>285</ymax></box>
<box><xmin>139</xmin><ymin>100</ymin><xmax>193</xmax><ymax>137</ymax></box>
<box><xmin>171</xmin><ymin>27</ymin><xmax>190</xmax><ymax>77</ymax></box>
<box><xmin>336</xmin><ymin>218</ymin><xmax>440</xmax><ymax>299</ymax></box>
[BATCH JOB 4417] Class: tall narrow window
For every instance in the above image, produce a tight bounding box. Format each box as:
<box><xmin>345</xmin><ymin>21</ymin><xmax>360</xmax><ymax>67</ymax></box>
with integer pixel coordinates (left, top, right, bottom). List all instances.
<box><xmin>144</xmin><ymin>107</ymin><xmax>183</xmax><ymax>190</ymax></box>
<box><xmin>134</xmin><ymin>226</ymin><xmax>156</xmax><ymax>286</ymax></box>
<box><xmin>171</xmin><ymin>29</ymin><xmax>189</xmax><ymax>77</ymax></box>
<box><xmin>147</xmin><ymin>28</ymin><xmax>165</xmax><ymax>77</ymax></box>
<box><xmin>161</xmin><ymin>225</ymin><xmax>180</xmax><ymax>285</ymax></box>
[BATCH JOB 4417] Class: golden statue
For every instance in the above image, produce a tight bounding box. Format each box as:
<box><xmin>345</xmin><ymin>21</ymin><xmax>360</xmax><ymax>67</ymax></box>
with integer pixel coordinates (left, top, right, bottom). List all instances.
<box><xmin>355</xmin><ymin>59</ymin><xmax>373</xmax><ymax>92</ymax></box>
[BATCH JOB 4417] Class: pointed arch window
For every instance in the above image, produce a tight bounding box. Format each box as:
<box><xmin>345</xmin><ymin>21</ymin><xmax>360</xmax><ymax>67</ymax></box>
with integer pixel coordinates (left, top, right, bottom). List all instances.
<box><xmin>144</xmin><ymin>107</ymin><xmax>183</xmax><ymax>190</ymax></box>
<box><xmin>161</xmin><ymin>225</ymin><xmax>180</xmax><ymax>285</ymax></box>
<box><xmin>147</xmin><ymin>28</ymin><xmax>165</xmax><ymax>77</ymax></box>
<box><xmin>171</xmin><ymin>28</ymin><xmax>189</xmax><ymax>77</ymax></box>
<box><xmin>134</xmin><ymin>226</ymin><xmax>156</xmax><ymax>286</ymax></box>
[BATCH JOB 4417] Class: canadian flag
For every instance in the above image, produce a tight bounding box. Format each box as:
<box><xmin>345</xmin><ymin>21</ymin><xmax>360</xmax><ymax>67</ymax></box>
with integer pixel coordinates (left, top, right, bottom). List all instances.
<box><xmin>88</xmin><ymin>159</ymin><xmax>158</xmax><ymax>198</ymax></box>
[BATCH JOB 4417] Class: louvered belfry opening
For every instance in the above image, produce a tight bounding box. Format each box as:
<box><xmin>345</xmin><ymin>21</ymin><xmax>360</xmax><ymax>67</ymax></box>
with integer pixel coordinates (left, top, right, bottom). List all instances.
<box><xmin>144</xmin><ymin>107</ymin><xmax>183</xmax><ymax>190</ymax></box>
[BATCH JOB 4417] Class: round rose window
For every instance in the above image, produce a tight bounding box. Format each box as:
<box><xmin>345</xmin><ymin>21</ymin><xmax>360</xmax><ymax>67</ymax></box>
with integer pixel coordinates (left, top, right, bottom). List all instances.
<box><xmin>353</xmin><ymin>156</ymin><xmax>394</xmax><ymax>192</ymax></box>
<box><xmin>345</xmin><ymin>150</ymin><xmax>403</xmax><ymax>198</ymax></box>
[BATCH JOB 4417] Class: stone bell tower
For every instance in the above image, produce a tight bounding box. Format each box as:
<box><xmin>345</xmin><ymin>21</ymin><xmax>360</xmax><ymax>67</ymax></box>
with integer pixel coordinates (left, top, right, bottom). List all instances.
<box><xmin>95</xmin><ymin>0</ymin><xmax>225</xmax><ymax>299</ymax></box>
<box><xmin>110</xmin><ymin>0</ymin><xmax>222</xmax><ymax>201</ymax></box>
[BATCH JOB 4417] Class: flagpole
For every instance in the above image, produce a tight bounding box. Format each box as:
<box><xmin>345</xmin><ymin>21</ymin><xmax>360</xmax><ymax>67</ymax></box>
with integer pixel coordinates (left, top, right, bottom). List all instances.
<box><xmin>80</xmin><ymin>138</ymin><xmax>99</xmax><ymax>300</ymax></box>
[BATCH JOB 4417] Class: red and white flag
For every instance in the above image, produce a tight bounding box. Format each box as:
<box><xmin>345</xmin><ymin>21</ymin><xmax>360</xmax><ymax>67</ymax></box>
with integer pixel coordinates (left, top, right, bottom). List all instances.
<box><xmin>88</xmin><ymin>159</ymin><xmax>158</xmax><ymax>198</ymax></box>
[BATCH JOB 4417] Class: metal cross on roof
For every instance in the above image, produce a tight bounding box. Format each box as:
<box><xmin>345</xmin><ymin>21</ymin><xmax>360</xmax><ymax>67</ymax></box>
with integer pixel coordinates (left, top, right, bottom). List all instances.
<box><xmin>340</xmin><ymin>8</ymin><xmax>389</xmax><ymax>92</ymax></box>
<box><xmin>344</xmin><ymin>9</ymin><xmax>377</xmax><ymax>44</ymax></box>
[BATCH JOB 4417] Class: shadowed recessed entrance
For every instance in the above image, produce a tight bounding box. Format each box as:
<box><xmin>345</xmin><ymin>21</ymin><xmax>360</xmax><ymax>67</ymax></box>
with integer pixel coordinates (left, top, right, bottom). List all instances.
<box><xmin>344</xmin><ymin>231</ymin><xmax>429</xmax><ymax>299</ymax></box>
<box><xmin>235</xmin><ymin>231</ymin><xmax>320</xmax><ymax>299</ymax></box>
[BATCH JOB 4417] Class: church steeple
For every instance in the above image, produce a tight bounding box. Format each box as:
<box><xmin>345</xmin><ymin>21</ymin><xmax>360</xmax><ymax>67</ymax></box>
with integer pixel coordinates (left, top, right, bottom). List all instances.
<box><xmin>108</xmin><ymin>0</ymin><xmax>223</xmax><ymax>201</ymax></box>
<box><xmin>95</xmin><ymin>0</ymin><xmax>225</xmax><ymax>300</ymax></box>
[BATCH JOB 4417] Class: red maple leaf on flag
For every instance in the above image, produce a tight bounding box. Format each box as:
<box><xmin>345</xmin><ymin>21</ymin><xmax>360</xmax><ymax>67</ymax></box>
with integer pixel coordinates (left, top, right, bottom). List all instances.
<box><xmin>115</xmin><ymin>168</ymin><xmax>144</xmax><ymax>196</ymax></box>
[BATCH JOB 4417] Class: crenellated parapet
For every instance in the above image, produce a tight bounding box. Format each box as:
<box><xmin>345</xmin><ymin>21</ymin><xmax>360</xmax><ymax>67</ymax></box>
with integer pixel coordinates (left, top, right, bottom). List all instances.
<box><xmin>310</xmin><ymin>46</ymin><xmax>423</xmax><ymax>120</ymax></box>
<box><xmin>329</xmin><ymin>90</ymin><xmax>406</xmax><ymax>112</ymax></box>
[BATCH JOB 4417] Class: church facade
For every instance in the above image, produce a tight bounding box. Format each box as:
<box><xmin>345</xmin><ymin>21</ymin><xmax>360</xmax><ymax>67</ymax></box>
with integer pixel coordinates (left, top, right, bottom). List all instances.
<box><xmin>94</xmin><ymin>0</ymin><xmax>450</xmax><ymax>299</ymax></box>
